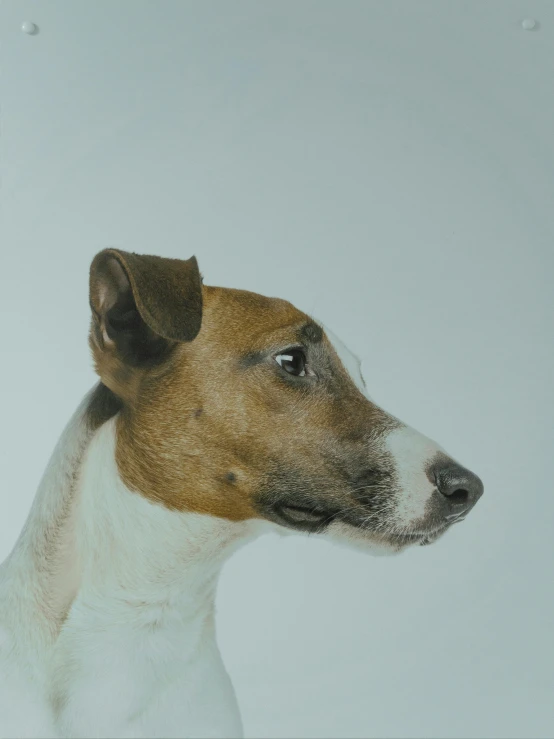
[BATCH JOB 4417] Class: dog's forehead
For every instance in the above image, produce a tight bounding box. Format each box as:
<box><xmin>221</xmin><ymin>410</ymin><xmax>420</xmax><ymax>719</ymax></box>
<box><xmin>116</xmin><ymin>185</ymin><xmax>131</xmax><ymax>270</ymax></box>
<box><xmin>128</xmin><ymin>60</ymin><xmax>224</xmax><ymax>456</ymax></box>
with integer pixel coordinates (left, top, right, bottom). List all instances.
<box><xmin>202</xmin><ymin>286</ymin><xmax>310</xmax><ymax>346</ymax></box>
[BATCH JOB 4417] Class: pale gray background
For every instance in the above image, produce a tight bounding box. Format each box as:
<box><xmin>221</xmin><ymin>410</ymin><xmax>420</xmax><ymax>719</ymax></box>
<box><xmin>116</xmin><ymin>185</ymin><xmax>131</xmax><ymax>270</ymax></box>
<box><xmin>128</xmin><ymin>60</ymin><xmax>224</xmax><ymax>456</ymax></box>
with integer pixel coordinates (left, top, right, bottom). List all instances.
<box><xmin>1</xmin><ymin>1</ymin><xmax>553</xmax><ymax>737</ymax></box>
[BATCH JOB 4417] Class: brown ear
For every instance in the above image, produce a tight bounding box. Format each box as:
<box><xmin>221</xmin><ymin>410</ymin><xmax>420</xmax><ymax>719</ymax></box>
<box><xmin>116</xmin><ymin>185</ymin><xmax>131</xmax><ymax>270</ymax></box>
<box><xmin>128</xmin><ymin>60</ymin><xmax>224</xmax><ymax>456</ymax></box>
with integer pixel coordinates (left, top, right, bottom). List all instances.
<box><xmin>89</xmin><ymin>248</ymin><xmax>202</xmax><ymax>369</ymax></box>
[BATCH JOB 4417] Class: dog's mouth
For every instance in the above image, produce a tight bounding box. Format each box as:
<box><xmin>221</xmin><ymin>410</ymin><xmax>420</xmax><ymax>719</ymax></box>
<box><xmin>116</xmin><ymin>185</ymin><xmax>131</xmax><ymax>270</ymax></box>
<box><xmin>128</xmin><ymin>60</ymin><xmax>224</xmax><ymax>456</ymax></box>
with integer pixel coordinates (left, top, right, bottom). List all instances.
<box><xmin>273</xmin><ymin>503</ymin><xmax>337</xmax><ymax>531</ymax></box>
<box><xmin>272</xmin><ymin>502</ymin><xmax>461</xmax><ymax>545</ymax></box>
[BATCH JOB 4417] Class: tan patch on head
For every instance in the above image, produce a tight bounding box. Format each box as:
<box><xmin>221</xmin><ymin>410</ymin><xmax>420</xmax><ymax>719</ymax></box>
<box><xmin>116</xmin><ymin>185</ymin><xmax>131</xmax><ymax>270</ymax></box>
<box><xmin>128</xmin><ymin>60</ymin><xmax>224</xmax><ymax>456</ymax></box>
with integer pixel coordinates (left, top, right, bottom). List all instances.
<box><xmin>110</xmin><ymin>286</ymin><xmax>393</xmax><ymax>522</ymax></box>
<box><xmin>113</xmin><ymin>286</ymin><xmax>313</xmax><ymax>519</ymax></box>
<box><xmin>88</xmin><ymin>249</ymin><xmax>397</xmax><ymax>527</ymax></box>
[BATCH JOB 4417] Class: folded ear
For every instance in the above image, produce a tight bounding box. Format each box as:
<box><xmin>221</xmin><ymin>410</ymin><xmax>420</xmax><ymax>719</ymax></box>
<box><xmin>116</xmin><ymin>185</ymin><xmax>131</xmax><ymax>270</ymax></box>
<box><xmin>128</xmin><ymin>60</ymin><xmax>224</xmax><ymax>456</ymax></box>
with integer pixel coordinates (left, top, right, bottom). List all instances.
<box><xmin>89</xmin><ymin>248</ymin><xmax>202</xmax><ymax>371</ymax></box>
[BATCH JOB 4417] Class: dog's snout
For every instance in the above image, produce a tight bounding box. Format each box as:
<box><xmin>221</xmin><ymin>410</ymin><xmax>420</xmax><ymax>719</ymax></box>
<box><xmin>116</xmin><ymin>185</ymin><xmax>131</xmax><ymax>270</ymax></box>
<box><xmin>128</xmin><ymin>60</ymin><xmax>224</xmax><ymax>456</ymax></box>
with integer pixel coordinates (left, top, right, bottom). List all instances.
<box><xmin>432</xmin><ymin>462</ymin><xmax>484</xmax><ymax>517</ymax></box>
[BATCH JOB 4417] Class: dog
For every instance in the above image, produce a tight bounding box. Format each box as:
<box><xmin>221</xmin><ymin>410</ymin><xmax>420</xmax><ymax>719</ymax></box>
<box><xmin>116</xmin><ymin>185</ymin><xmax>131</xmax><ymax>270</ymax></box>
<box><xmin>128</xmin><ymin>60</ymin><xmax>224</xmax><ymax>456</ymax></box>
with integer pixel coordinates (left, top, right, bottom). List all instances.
<box><xmin>0</xmin><ymin>249</ymin><xmax>483</xmax><ymax>738</ymax></box>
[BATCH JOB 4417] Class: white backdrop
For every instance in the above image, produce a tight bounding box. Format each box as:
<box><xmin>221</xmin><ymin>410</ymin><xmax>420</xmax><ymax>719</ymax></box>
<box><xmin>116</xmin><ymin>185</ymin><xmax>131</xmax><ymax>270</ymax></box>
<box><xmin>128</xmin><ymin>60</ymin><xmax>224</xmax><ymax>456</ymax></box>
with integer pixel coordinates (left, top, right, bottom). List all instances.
<box><xmin>1</xmin><ymin>2</ymin><xmax>553</xmax><ymax>737</ymax></box>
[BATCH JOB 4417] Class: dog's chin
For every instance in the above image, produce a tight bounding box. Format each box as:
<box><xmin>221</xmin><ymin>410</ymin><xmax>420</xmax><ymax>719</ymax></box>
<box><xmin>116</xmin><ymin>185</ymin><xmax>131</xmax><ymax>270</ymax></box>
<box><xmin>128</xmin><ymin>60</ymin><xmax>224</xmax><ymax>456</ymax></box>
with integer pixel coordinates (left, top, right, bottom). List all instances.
<box><xmin>417</xmin><ymin>524</ymin><xmax>451</xmax><ymax>546</ymax></box>
<box><xmin>321</xmin><ymin>519</ymin><xmax>454</xmax><ymax>556</ymax></box>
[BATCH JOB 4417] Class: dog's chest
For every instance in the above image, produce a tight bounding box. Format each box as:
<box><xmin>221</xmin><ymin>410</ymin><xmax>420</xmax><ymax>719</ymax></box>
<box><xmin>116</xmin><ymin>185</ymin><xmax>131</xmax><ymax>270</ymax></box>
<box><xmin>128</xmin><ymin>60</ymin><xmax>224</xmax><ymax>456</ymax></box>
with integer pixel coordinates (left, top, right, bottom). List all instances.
<box><xmin>49</xmin><ymin>596</ymin><xmax>242</xmax><ymax>739</ymax></box>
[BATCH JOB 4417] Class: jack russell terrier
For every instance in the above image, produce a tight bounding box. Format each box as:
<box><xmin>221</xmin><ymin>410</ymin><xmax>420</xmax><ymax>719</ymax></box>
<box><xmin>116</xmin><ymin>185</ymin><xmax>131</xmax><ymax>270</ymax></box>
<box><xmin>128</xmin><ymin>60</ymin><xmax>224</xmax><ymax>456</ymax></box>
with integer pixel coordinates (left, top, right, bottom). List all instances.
<box><xmin>0</xmin><ymin>249</ymin><xmax>483</xmax><ymax>738</ymax></box>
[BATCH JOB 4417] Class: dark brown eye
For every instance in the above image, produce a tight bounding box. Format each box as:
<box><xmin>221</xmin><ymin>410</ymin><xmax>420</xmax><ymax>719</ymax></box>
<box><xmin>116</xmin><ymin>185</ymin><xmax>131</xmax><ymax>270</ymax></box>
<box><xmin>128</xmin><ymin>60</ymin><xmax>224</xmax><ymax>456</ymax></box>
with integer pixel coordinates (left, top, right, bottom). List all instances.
<box><xmin>275</xmin><ymin>349</ymin><xmax>307</xmax><ymax>377</ymax></box>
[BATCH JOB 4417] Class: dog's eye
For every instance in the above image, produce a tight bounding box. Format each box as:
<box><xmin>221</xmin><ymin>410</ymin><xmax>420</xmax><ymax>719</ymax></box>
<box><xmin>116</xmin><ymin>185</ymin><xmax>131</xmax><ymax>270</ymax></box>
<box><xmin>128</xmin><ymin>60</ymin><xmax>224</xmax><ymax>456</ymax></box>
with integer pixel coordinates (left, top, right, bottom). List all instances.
<box><xmin>275</xmin><ymin>349</ymin><xmax>307</xmax><ymax>377</ymax></box>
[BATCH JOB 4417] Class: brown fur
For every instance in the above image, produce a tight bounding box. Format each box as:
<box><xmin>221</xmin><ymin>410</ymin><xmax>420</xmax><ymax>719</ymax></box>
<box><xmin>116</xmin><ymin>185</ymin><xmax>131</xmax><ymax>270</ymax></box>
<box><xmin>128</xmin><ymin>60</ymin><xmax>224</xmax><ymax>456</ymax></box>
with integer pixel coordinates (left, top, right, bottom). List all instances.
<box><xmin>89</xmin><ymin>250</ymin><xmax>397</xmax><ymax>525</ymax></box>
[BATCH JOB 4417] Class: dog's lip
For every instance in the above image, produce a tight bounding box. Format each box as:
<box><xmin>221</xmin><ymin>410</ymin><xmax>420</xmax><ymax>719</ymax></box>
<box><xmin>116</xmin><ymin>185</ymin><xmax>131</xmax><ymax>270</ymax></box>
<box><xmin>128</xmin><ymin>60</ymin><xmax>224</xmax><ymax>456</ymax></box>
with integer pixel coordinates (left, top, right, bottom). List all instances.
<box><xmin>346</xmin><ymin>514</ymin><xmax>457</xmax><ymax>540</ymax></box>
<box><xmin>272</xmin><ymin>502</ymin><xmax>466</xmax><ymax>543</ymax></box>
<box><xmin>273</xmin><ymin>502</ymin><xmax>337</xmax><ymax>527</ymax></box>
<box><xmin>387</xmin><ymin>518</ymin><xmax>460</xmax><ymax>546</ymax></box>
<box><xmin>417</xmin><ymin>517</ymin><xmax>467</xmax><ymax>545</ymax></box>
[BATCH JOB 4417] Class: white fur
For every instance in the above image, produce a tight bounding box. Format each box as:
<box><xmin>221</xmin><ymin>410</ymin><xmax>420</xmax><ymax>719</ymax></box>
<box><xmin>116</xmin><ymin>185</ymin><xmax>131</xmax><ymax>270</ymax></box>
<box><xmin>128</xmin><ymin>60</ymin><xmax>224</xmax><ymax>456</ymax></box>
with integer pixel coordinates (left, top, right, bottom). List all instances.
<box><xmin>0</xmin><ymin>389</ymin><xmax>98</xmax><ymax>739</ymax></box>
<box><xmin>0</xmin><ymin>388</ymin><xmax>259</xmax><ymax>738</ymax></box>
<box><xmin>383</xmin><ymin>426</ymin><xmax>444</xmax><ymax>527</ymax></box>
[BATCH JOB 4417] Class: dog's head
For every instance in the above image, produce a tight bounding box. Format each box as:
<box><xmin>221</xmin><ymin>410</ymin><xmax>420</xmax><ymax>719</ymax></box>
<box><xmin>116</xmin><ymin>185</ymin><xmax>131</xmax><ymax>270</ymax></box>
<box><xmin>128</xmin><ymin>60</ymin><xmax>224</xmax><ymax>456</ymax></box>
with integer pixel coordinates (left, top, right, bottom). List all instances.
<box><xmin>89</xmin><ymin>249</ymin><xmax>483</xmax><ymax>553</ymax></box>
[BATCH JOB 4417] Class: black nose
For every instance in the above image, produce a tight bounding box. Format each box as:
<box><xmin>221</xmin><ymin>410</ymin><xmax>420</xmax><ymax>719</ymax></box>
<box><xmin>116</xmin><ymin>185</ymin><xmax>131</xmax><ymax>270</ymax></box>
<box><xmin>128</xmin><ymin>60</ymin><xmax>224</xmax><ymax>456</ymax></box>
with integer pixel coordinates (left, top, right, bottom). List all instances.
<box><xmin>433</xmin><ymin>463</ymin><xmax>484</xmax><ymax>518</ymax></box>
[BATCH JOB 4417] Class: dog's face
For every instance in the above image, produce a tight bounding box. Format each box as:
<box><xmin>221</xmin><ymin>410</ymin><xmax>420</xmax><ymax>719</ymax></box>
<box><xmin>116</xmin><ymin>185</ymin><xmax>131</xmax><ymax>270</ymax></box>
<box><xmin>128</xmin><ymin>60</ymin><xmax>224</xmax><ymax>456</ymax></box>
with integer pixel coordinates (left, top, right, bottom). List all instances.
<box><xmin>89</xmin><ymin>249</ymin><xmax>483</xmax><ymax>553</ymax></box>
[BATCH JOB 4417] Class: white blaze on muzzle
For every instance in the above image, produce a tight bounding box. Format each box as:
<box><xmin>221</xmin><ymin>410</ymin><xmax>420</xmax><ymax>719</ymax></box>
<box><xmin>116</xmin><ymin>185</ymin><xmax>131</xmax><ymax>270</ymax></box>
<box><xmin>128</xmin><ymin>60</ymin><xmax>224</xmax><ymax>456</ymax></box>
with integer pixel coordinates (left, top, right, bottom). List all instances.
<box><xmin>321</xmin><ymin>321</ymin><xmax>445</xmax><ymax>529</ymax></box>
<box><xmin>382</xmin><ymin>425</ymin><xmax>445</xmax><ymax>527</ymax></box>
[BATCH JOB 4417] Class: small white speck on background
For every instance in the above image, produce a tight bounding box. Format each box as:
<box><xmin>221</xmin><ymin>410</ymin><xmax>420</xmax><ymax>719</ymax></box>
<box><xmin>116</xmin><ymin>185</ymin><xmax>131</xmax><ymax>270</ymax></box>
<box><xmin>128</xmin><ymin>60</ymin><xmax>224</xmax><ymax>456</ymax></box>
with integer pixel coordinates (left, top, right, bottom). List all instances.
<box><xmin>21</xmin><ymin>21</ymin><xmax>38</xmax><ymax>35</ymax></box>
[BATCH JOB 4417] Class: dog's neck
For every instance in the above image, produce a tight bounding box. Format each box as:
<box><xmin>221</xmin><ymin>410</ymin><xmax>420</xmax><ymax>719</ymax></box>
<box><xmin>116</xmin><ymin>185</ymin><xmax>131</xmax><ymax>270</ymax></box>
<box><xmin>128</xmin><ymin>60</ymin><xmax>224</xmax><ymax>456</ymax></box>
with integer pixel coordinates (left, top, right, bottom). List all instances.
<box><xmin>1</xmin><ymin>385</ymin><xmax>257</xmax><ymax>661</ymax></box>
<box><xmin>76</xmin><ymin>417</ymin><xmax>254</xmax><ymax>613</ymax></box>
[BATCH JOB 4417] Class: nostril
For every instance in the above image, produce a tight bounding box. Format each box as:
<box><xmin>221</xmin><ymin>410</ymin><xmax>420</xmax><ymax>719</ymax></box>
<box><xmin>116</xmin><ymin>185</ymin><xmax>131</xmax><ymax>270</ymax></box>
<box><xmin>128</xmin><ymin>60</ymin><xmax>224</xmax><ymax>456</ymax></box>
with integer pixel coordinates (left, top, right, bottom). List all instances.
<box><xmin>447</xmin><ymin>488</ymin><xmax>469</xmax><ymax>505</ymax></box>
